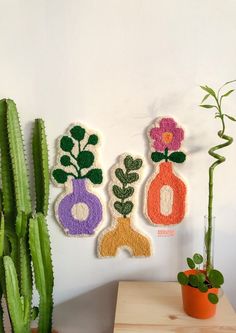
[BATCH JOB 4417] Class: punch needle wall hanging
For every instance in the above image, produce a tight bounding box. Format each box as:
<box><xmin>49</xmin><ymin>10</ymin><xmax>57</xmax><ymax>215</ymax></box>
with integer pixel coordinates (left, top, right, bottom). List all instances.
<box><xmin>98</xmin><ymin>154</ymin><xmax>151</xmax><ymax>257</ymax></box>
<box><xmin>52</xmin><ymin>124</ymin><xmax>103</xmax><ymax>236</ymax></box>
<box><xmin>145</xmin><ymin>117</ymin><xmax>187</xmax><ymax>225</ymax></box>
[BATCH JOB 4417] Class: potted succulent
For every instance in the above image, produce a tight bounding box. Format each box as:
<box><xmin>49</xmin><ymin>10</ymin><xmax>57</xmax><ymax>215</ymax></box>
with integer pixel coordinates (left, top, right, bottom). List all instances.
<box><xmin>0</xmin><ymin>99</ymin><xmax>55</xmax><ymax>332</ymax></box>
<box><xmin>177</xmin><ymin>81</ymin><xmax>236</xmax><ymax>319</ymax></box>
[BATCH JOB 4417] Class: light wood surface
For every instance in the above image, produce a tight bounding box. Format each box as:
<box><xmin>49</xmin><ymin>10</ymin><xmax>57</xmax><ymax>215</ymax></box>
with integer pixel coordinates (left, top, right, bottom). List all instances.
<box><xmin>113</xmin><ymin>281</ymin><xmax>236</xmax><ymax>333</ymax></box>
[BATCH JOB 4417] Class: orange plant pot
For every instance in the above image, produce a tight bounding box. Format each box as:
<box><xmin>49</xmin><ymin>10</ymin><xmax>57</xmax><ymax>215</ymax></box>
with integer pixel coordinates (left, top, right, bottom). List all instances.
<box><xmin>181</xmin><ymin>269</ymin><xmax>218</xmax><ymax>319</ymax></box>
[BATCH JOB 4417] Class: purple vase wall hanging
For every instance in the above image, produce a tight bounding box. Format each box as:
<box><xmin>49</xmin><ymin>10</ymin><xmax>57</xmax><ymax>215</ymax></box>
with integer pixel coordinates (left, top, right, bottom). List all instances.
<box><xmin>52</xmin><ymin>124</ymin><xmax>103</xmax><ymax>236</ymax></box>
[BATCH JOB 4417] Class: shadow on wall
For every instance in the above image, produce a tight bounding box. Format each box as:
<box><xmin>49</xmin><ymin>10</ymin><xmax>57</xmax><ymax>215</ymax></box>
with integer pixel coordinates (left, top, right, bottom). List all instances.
<box><xmin>54</xmin><ymin>281</ymin><xmax>118</xmax><ymax>333</ymax></box>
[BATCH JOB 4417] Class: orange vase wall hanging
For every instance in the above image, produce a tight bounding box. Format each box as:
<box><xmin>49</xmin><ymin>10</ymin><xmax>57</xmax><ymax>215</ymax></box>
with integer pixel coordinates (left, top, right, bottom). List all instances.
<box><xmin>145</xmin><ymin>117</ymin><xmax>187</xmax><ymax>226</ymax></box>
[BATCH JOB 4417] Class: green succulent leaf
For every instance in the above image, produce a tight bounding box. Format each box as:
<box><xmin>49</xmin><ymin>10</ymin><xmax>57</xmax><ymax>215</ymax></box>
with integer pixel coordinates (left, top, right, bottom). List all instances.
<box><xmin>225</xmin><ymin>114</ymin><xmax>236</xmax><ymax>122</ymax></box>
<box><xmin>208</xmin><ymin>293</ymin><xmax>219</xmax><ymax>304</ymax></box>
<box><xmin>151</xmin><ymin>152</ymin><xmax>165</xmax><ymax>162</ymax></box>
<box><xmin>60</xmin><ymin>155</ymin><xmax>71</xmax><ymax>167</ymax></box>
<box><xmin>193</xmin><ymin>253</ymin><xmax>203</xmax><ymax>265</ymax></box>
<box><xmin>197</xmin><ymin>272</ymin><xmax>206</xmax><ymax>284</ymax></box>
<box><xmin>124</xmin><ymin>156</ymin><xmax>142</xmax><ymax>170</ymax></box>
<box><xmin>112</xmin><ymin>185</ymin><xmax>134</xmax><ymax>199</ymax></box>
<box><xmin>177</xmin><ymin>272</ymin><xmax>188</xmax><ymax>286</ymax></box>
<box><xmin>115</xmin><ymin>168</ymin><xmax>127</xmax><ymax>185</ymax></box>
<box><xmin>126</xmin><ymin>172</ymin><xmax>139</xmax><ymax>183</ymax></box>
<box><xmin>52</xmin><ymin>169</ymin><xmax>68</xmax><ymax>184</ymax></box>
<box><xmin>77</xmin><ymin>151</ymin><xmax>94</xmax><ymax>169</ymax></box>
<box><xmin>60</xmin><ymin>136</ymin><xmax>74</xmax><ymax>152</ymax></box>
<box><xmin>187</xmin><ymin>258</ymin><xmax>195</xmax><ymax>269</ymax></box>
<box><xmin>87</xmin><ymin>134</ymin><xmax>99</xmax><ymax>145</ymax></box>
<box><xmin>208</xmin><ymin>269</ymin><xmax>224</xmax><ymax>287</ymax></box>
<box><xmin>198</xmin><ymin>283</ymin><xmax>208</xmax><ymax>293</ymax></box>
<box><xmin>189</xmin><ymin>274</ymin><xmax>199</xmax><ymax>287</ymax></box>
<box><xmin>70</xmin><ymin>125</ymin><xmax>85</xmax><ymax>141</ymax></box>
<box><xmin>168</xmin><ymin>152</ymin><xmax>186</xmax><ymax>163</ymax></box>
<box><xmin>85</xmin><ymin>168</ymin><xmax>103</xmax><ymax>184</ymax></box>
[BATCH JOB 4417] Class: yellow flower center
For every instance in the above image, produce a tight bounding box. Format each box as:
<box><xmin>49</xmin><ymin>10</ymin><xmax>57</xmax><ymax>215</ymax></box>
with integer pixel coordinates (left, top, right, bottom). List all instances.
<box><xmin>162</xmin><ymin>132</ymin><xmax>173</xmax><ymax>144</ymax></box>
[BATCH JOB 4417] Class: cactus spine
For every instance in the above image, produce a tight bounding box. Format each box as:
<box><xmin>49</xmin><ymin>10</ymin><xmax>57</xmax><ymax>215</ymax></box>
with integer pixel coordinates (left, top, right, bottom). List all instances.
<box><xmin>0</xmin><ymin>99</ymin><xmax>54</xmax><ymax>332</ymax></box>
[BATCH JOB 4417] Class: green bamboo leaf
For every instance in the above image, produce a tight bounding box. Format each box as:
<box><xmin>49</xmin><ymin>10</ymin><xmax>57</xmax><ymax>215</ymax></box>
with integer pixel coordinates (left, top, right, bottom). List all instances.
<box><xmin>201</xmin><ymin>93</ymin><xmax>210</xmax><ymax>104</ymax></box>
<box><xmin>32</xmin><ymin>119</ymin><xmax>49</xmax><ymax>215</ymax></box>
<box><xmin>115</xmin><ymin>168</ymin><xmax>127</xmax><ymax>185</ymax></box>
<box><xmin>199</xmin><ymin>104</ymin><xmax>216</xmax><ymax>109</ymax></box>
<box><xmin>225</xmin><ymin>114</ymin><xmax>236</xmax><ymax>122</ymax></box>
<box><xmin>177</xmin><ymin>272</ymin><xmax>188</xmax><ymax>285</ymax></box>
<box><xmin>200</xmin><ymin>85</ymin><xmax>216</xmax><ymax>97</ymax></box>
<box><xmin>221</xmin><ymin>89</ymin><xmax>234</xmax><ymax>98</ymax></box>
<box><xmin>0</xmin><ymin>215</ymin><xmax>4</xmax><ymax>257</ymax></box>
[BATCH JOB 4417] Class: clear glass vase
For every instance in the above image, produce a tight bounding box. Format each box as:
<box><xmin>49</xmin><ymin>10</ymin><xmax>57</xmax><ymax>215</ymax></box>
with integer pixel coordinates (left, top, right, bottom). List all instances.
<box><xmin>203</xmin><ymin>215</ymin><xmax>215</xmax><ymax>271</ymax></box>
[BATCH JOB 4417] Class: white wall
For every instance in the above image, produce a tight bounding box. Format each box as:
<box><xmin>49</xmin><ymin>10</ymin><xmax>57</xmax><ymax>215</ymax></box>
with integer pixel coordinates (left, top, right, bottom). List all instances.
<box><xmin>0</xmin><ymin>1</ymin><xmax>236</xmax><ymax>332</ymax></box>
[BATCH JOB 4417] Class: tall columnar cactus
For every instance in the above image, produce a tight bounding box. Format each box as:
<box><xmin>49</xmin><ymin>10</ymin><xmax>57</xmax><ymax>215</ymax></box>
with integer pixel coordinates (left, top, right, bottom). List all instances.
<box><xmin>0</xmin><ymin>99</ymin><xmax>53</xmax><ymax>333</ymax></box>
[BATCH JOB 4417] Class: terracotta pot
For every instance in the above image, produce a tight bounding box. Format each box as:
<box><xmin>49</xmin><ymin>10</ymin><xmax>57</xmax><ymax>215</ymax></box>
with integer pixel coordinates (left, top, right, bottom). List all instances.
<box><xmin>181</xmin><ymin>269</ymin><xmax>218</xmax><ymax>319</ymax></box>
<box><xmin>31</xmin><ymin>329</ymin><xmax>58</xmax><ymax>333</ymax></box>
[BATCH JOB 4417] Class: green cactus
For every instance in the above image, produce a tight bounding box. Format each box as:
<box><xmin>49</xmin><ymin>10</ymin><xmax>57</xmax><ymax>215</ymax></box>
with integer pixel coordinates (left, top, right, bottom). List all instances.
<box><xmin>0</xmin><ymin>99</ymin><xmax>54</xmax><ymax>332</ymax></box>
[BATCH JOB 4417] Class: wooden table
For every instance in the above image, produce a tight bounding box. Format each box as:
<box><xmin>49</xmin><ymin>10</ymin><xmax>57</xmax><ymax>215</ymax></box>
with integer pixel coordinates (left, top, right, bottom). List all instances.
<box><xmin>113</xmin><ymin>281</ymin><xmax>236</xmax><ymax>333</ymax></box>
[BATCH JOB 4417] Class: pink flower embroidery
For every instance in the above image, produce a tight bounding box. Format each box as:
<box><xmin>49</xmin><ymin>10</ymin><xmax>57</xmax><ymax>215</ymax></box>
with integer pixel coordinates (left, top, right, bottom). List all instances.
<box><xmin>150</xmin><ymin>118</ymin><xmax>184</xmax><ymax>152</ymax></box>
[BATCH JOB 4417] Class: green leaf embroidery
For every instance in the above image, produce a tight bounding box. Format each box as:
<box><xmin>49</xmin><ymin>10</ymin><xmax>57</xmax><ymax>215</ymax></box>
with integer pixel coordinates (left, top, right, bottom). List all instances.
<box><xmin>112</xmin><ymin>185</ymin><xmax>134</xmax><ymax>199</ymax></box>
<box><xmin>60</xmin><ymin>136</ymin><xmax>74</xmax><ymax>152</ymax></box>
<box><xmin>52</xmin><ymin>169</ymin><xmax>68</xmax><ymax>184</ymax></box>
<box><xmin>77</xmin><ymin>151</ymin><xmax>94</xmax><ymax>169</ymax></box>
<box><xmin>126</xmin><ymin>172</ymin><xmax>139</xmax><ymax>183</ymax></box>
<box><xmin>114</xmin><ymin>201</ymin><xmax>133</xmax><ymax>216</ymax></box>
<box><xmin>85</xmin><ymin>168</ymin><xmax>103</xmax><ymax>184</ymax></box>
<box><xmin>124</xmin><ymin>156</ymin><xmax>142</xmax><ymax>170</ymax></box>
<box><xmin>70</xmin><ymin>125</ymin><xmax>85</xmax><ymax>141</ymax></box>
<box><xmin>115</xmin><ymin>168</ymin><xmax>127</xmax><ymax>185</ymax></box>
<box><xmin>60</xmin><ymin>155</ymin><xmax>71</xmax><ymax>167</ymax></box>
<box><xmin>87</xmin><ymin>134</ymin><xmax>98</xmax><ymax>145</ymax></box>
<box><xmin>168</xmin><ymin>152</ymin><xmax>186</xmax><ymax>163</ymax></box>
<box><xmin>151</xmin><ymin>152</ymin><xmax>165</xmax><ymax>162</ymax></box>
